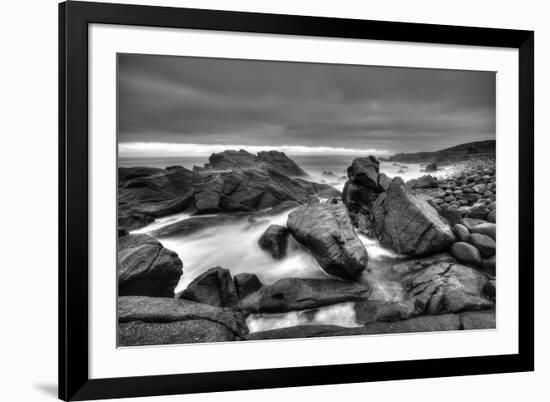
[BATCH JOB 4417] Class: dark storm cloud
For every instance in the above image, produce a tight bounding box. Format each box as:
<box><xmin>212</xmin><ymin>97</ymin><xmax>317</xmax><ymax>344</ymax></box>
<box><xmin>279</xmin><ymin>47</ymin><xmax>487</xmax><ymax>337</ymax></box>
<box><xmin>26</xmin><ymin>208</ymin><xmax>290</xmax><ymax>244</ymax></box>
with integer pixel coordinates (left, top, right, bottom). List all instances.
<box><xmin>118</xmin><ymin>54</ymin><xmax>495</xmax><ymax>154</ymax></box>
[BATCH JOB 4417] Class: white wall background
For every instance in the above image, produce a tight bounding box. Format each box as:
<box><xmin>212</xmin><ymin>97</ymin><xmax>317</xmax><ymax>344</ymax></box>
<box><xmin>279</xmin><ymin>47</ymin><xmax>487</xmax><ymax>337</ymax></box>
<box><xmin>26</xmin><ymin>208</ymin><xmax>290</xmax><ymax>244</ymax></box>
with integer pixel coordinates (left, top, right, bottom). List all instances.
<box><xmin>0</xmin><ymin>0</ymin><xmax>546</xmax><ymax>401</ymax></box>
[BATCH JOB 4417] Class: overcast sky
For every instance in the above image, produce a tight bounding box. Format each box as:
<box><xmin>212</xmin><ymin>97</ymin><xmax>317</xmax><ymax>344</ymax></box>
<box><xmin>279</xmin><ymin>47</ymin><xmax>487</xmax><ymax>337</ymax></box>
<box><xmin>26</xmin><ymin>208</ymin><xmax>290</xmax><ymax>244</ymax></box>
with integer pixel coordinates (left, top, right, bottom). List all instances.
<box><xmin>118</xmin><ymin>54</ymin><xmax>495</xmax><ymax>157</ymax></box>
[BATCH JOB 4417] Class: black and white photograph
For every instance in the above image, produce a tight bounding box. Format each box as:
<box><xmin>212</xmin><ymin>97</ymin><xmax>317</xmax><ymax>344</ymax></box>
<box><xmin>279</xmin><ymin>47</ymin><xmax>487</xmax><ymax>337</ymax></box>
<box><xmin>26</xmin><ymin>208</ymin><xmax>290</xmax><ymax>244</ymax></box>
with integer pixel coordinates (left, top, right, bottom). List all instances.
<box><xmin>116</xmin><ymin>54</ymin><xmax>497</xmax><ymax>346</ymax></box>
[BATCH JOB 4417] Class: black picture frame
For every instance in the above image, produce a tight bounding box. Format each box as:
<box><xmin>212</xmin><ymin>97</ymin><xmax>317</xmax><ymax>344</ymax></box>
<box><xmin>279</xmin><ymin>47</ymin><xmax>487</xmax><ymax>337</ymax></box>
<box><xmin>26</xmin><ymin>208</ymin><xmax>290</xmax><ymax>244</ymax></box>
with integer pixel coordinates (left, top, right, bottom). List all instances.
<box><xmin>59</xmin><ymin>1</ymin><xmax>534</xmax><ymax>400</ymax></box>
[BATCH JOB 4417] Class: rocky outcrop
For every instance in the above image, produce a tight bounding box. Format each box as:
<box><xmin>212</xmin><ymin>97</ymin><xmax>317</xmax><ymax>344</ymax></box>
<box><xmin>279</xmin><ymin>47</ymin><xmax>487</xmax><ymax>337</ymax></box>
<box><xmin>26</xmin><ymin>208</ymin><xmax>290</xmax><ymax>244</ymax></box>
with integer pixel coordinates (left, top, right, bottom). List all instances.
<box><xmin>342</xmin><ymin>156</ymin><xmax>384</xmax><ymax>213</ymax></box>
<box><xmin>118</xmin><ymin>150</ymin><xmax>338</xmax><ymax>231</ymax></box>
<box><xmin>118</xmin><ymin>234</ymin><xmax>183</xmax><ymax>297</ymax></box>
<box><xmin>287</xmin><ymin>201</ymin><xmax>368</xmax><ymax>279</ymax></box>
<box><xmin>425</xmin><ymin>162</ymin><xmax>438</xmax><ymax>172</ymax></box>
<box><xmin>258</xmin><ymin>224</ymin><xmax>290</xmax><ymax>259</ymax></box>
<box><xmin>238</xmin><ymin>278</ymin><xmax>370</xmax><ymax>314</ymax></box>
<box><xmin>397</xmin><ymin>255</ymin><xmax>494</xmax><ymax>315</ymax></box>
<box><xmin>208</xmin><ymin>149</ymin><xmax>308</xmax><ymax>177</ymax></box>
<box><xmin>179</xmin><ymin>267</ymin><xmax>239</xmax><ymax>308</ymax></box>
<box><xmin>118</xmin><ymin>296</ymin><xmax>248</xmax><ymax>346</ymax></box>
<box><xmin>370</xmin><ymin>178</ymin><xmax>455</xmax><ymax>256</ymax></box>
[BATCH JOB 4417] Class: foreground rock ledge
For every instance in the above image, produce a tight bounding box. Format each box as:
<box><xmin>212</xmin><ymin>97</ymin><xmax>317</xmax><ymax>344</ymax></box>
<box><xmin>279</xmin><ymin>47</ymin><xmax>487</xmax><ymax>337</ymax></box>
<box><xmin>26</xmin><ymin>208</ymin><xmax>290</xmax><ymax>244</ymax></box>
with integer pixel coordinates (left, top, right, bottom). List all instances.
<box><xmin>287</xmin><ymin>201</ymin><xmax>368</xmax><ymax>279</ymax></box>
<box><xmin>118</xmin><ymin>296</ymin><xmax>248</xmax><ymax>336</ymax></box>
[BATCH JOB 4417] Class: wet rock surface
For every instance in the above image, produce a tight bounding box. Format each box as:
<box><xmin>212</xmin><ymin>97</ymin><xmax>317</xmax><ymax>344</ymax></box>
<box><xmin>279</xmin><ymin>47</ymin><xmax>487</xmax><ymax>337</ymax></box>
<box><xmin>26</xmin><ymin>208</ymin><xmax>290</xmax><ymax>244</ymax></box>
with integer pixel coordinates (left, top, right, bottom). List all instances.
<box><xmin>178</xmin><ymin>266</ymin><xmax>239</xmax><ymax>308</ymax></box>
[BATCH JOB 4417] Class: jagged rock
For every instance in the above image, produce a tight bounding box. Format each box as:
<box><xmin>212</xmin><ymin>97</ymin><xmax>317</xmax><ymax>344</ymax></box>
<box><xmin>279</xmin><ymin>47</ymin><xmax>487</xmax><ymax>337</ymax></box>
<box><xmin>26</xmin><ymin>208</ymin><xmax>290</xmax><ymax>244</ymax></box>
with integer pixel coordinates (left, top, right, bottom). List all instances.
<box><xmin>234</xmin><ymin>273</ymin><xmax>263</xmax><ymax>299</ymax></box>
<box><xmin>179</xmin><ymin>267</ymin><xmax>239</xmax><ymax>308</ymax></box>
<box><xmin>258</xmin><ymin>224</ymin><xmax>290</xmax><ymax>259</ymax></box>
<box><xmin>287</xmin><ymin>202</ymin><xmax>368</xmax><ymax>279</ymax></box>
<box><xmin>398</xmin><ymin>255</ymin><xmax>493</xmax><ymax>315</ymax></box>
<box><xmin>469</xmin><ymin>233</ymin><xmax>496</xmax><ymax>257</ymax></box>
<box><xmin>347</xmin><ymin>156</ymin><xmax>380</xmax><ymax>189</ymax></box>
<box><xmin>237</xmin><ymin>278</ymin><xmax>370</xmax><ymax>314</ymax></box>
<box><xmin>118</xmin><ymin>296</ymin><xmax>248</xmax><ymax>336</ymax></box>
<box><xmin>460</xmin><ymin>310</ymin><xmax>496</xmax><ymax>330</ymax></box>
<box><xmin>450</xmin><ymin>242</ymin><xmax>482</xmax><ymax>266</ymax></box>
<box><xmin>118</xmin><ymin>234</ymin><xmax>183</xmax><ymax>297</ymax></box>
<box><xmin>378</xmin><ymin>173</ymin><xmax>392</xmax><ymax>191</ymax></box>
<box><xmin>370</xmin><ymin>178</ymin><xmax>455</xmax><ymax>255</ymax></box>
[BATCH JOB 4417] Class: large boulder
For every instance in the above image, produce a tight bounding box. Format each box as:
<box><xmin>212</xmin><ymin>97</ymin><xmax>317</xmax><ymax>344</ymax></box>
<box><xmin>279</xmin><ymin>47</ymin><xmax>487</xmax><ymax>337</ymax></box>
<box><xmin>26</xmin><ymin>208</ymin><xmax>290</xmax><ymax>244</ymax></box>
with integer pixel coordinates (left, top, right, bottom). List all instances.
<box><xmin>118</xmin><ymin>234</ymin><xmax>183</xmax><ymax>297</ymax></box>
<box><xmin>469</xmin><ymin>233</ymin><xmax>496</xmax><ymax>257</ymax></box>
<box><xmin>398</xmin><ymin>255</ymin><xmax>494</xmax><ymax>315</ymax></box>
<box><xmin>287</xmin><ymin>202</ymin><xmax>368</xmax><ymax>279</ymax></box>
<box><xmin>371</xmin><ymin>178</ymin><xmax>456</xmax><ymax>255</ymax></box>
<box><xmin>238</xmin><ymin>278</ymin><xmax>371</xmax><ymax>314</ymax></box>
<box><xmin>179</xmin><ymin>267</ymin><xmax>239</xmax><ymax>308</ymax></box>
<box><xmin>118</xmin><ymin>296</ymin><xmax>248</xmax><ymax>346</ymax></box>
<box><xmin>258</xmin><ymin>224</ymin><xmax>290</xmax><ymax>259</ymax></box>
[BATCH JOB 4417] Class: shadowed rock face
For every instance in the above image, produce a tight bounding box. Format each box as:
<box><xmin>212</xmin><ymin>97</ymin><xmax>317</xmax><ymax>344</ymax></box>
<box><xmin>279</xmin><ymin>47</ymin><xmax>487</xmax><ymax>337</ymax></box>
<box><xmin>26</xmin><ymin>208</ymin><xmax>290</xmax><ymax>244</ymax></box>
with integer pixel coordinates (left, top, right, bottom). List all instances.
<box><xmin>118</xmin><ymin>151</ymin><xmax>339</xmax><ymax>231</ymax></box>
<box><xmin>238</xmin><ymin>278</ymin><xmax>371</xmax><ymax>314</ymax></box>
<box><xmin>118</xmin><ymin>234</ymin><xmax>183</xmax><ymax>297</ymax></box>
<box><xmin>287</xmin><ymin>202</ymin><xmax>368</xmax><ymax>279</ymax></box>
<box><xmin>178</xmin><ymin>267</ymin><xmax>239</xmax><ymax>308</ymax></box>
<box><xmin>371</xmin><ymin>178</ymin><xmax>456</xmax><ymax>256</ymax></box>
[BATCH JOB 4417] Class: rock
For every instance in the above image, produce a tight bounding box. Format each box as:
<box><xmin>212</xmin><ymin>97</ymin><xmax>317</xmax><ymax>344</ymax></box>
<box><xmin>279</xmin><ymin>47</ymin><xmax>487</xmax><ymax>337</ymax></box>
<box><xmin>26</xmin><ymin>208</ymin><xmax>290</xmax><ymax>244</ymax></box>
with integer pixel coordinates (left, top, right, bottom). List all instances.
<box><xmin>407</xmin><ymin>175</ymin><xmax>437</xmax><ymax>189</ymax></box>
<box><xmin>485</xmin><ymin>279</ymin><xmax>496</xmax><ymax>298</ymax></box>
<box><xmin>237</xmin><ymin>278</ymin><xmax>371</xmax><ymax>314</ymax></box>
<box><xmin>118</xmin><ymin>228</ymin><xmax>129</xmax><ymax>237</ymax></box>
<box><xmin>342</xmin><ymin>181</ymin><xmax>381</xmax><ymax>212</ymax></box>
<box><xmin>244</xmin><ymin>314</ymin><xmax>461</xmax><ymax>340</ymax></box>
<box><xmin>179</xmin><ymin>267</ymin><xmax>239</xmax><ymax>308</ymax></box>
<box><xmin>399</xmin><ymin>255</ymin><xmax>493</xmax><ymax>315</ymax></box>
<box><xmin>208</xmin><ymin>149</ymin><xmax>308</xmax><ymax>177</ymax></box>
<box><xmin>118</xmin><ymin>152</ymin><xmax>337</xmax><ymax>230</ymax></box>
<box><xmin>450</xmin><ymin>242</ymin><xmax>482</xmax><ymax>266</ymax></box>
<box><xmin>258</xmin><ymin>224</ymin><xmax>290</xmax><ymax>259</ymax></box>
<box><xmin>347</xmin><ymin>156</ymin><xmax>380</xmax><ymax>189</ymax></box>
<box><xmin>453</xmin><ymin>224</ymin><xmax>471</xmax><ymax>242</ymax></box>
<box><xmin>468</xmin><ymin>205</ymin><xmax>489</xmax><ymax>219</ymax></box>
<box><xmin>119</xmin><ymin>320</ymin><xmax>238</xmax><ymax>346</ymax></box>
<box><xmin>287</xmin><ymin>202</ymin><xmax>368</xmax><ymax>279</ymax></box>
<box><xmin>354</xmin><ymin>300</ymin><xmax>415</xmax><ymax>324</ymax></box>
<box><xmin>469</xmin><ymin>233</ymin><xmax>496</xmax><ymax>257</ymax></box>
<box><xmin>482</xmin><ymin>255</ymin><xmax>496</xmax><ymax>276</ymax></box>
<box><xmin>487</xmin><ymin>209</ymin><xmax>496</xmax><ymax>223</ymax></box>
<box><xmin>438</xmin><ymin>206</ymin><xmax>464</xmax><ymax>227</ymax></box>
<box><xmin>460</xmin><ymin>218</ymin><xmax>487</xmax><ymax>230</ymax></box>
<box><xmin>118</xmin><ymin>296</ymin><xmax>248</xmax><ymax>336</ymax></box>
<box><xmin>370</xmin><ymin>178</ymin><xmax>456</xmax><ymax>255</ymax></box>
<box><xmin>460</xmin><ymin>310</ymin><xmax>496</xmax><ymax>330</ymax></box>
<box><xmin>464</xmin><ymin>220</ymin><xmax>496</xmax><ymax>241</ymax></box>
<box><xmin>118</xmin><ymin>234</ymin><xmax>183</xmax><ymax>297</ymax></box>
<box><xmin>425</xmin><ymin>162</ymin><xmax>438</xmax><ymax>172</ymax></box>
<box><xmin>234</xmin><ymin>273</ymin><xmax>263</xmax><ymax>299</ymax></box>
<box><xmin>378</xmin><ymin>172</ymin><xmax>392</xmax><ymax>191</ymax></box>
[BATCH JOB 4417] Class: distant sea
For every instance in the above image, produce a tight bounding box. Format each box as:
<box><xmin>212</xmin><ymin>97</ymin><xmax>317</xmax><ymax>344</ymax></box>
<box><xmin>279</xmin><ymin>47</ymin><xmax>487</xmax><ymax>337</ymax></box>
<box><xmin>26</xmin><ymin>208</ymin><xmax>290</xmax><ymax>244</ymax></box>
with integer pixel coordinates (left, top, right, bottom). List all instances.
<box><xmin>118</xmin><ymin>154</ymin><xmax>456</xmax><ymax>185</ymax></box>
